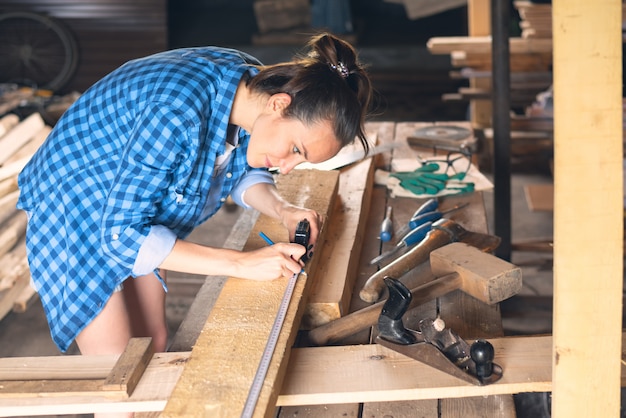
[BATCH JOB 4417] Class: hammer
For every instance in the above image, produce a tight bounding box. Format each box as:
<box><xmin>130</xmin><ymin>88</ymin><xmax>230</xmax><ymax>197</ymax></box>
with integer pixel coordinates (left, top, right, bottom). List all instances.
<box><xmin>307</xmin><ymin>242</ymin><xmax>521</xmax><ymax>346</ymax></box>
<box><xmin>359</xmin><ymin>218</ymin><xmax>501</xmax><ymax>303</ymax></box>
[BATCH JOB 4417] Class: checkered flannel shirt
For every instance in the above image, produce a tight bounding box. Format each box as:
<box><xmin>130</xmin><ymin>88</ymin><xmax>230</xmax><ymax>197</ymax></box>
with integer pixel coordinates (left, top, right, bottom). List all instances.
<box><xmin>17</xmin><ymin>47</ymin><xmax>271</xmax><ymax>351</ymax></box>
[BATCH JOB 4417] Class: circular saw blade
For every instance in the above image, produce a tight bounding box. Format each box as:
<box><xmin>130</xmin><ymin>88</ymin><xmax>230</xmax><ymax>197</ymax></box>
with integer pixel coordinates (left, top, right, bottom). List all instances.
<box><xmin>413</xmin><ymin>125</ymin><xmax>472</xmax><ymax>141</ymax></box>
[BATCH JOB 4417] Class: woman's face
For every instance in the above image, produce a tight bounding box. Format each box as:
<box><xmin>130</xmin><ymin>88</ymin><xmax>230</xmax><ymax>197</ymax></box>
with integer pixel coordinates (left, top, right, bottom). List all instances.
<box><xmin>246</xmin><ymin>93</ymin><xmax>342</xmax><ymax>174</ymax></box>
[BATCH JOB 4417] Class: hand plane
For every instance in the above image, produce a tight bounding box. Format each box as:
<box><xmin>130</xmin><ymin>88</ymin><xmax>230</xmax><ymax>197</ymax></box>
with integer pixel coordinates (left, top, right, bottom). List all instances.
<box><xmin>376</xmin><ymin>277</ymin><xmax>503</xmax><ymax>386</ymax></box>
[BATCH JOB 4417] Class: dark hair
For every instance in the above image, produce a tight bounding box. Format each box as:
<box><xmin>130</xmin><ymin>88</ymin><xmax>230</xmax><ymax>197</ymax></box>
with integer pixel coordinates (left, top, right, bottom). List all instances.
<box><xmin>246</xmin><ymin>33</ymin><xmax>372</xmax><ymax>154</ymax></box>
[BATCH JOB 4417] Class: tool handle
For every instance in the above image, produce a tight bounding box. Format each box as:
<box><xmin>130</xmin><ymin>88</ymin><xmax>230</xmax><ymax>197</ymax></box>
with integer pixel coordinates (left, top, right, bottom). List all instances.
<box><xmin>411</xmin><ymin>198</ymin><xmax>438</xmax><ymax>219</ymax></box>
<box><xmin>408</xmin><ymin>212</ymin><xmax>442</xmax><ymax>230</ymax></box>
<box><xmin>308</xmin><ymin>273</ymin><xmax>461</xmax><ymax>346</ymax></box>
<box><xmin>379</xmin><ymin>206</ymin><xmax>393</xmax><ymax>242</ymax></box>
<box><xmin>360</xmin><ymin>226</ymin><xmax>452</xmax><ymax>303</ymax></box>
<box><xmin>401</xmin><ymin>221</ymin><xmax>432</xmax><ymax>246</ymax></box>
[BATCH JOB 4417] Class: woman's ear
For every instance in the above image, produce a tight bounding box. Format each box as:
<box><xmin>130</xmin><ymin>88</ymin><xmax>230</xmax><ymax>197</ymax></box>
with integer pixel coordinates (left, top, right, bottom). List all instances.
<box><xmin>267</xmin><ymin>93</ymin><xmax>292</xmax><ymax>113</ymax></box>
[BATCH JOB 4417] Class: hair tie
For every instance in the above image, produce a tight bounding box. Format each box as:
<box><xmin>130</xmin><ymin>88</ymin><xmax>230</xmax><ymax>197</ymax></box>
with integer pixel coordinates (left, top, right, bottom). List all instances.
<box><xmin>329</xmin><ymin>61</ymin><xmax>349</xmax><ymax>79</ymax></box>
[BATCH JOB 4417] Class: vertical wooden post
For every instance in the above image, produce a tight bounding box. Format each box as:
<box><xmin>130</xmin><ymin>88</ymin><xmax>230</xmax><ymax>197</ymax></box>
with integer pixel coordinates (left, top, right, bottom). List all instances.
<box><xmin>552</xmin><ymin>0</ymin><xmax>623</xmax><ymax>416</ymax></box>
<box><xmin>467</xmin><ymin>0</ymin><xmax>492</xmax><ymax>129</ymax></box>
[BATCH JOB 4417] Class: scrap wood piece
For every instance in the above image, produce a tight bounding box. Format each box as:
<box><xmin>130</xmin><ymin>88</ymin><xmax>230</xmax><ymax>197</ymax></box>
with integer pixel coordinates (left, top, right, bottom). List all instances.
<box><xmin>103</xmin><ymin>337</ymin><xmax>155</xmax><ymax>396</ymax></box>
<box><xmin>301</xmin><ymin>156</ymin><xmax>375</xmax><ymax>329</ymax></box>
<box><xmin>1</xmin><ymin>338</ymin><xmax>153</xmax><ymax>399</ymax></box>
<box><xmin>0</xmin><ymin>350</ymin><xmax>189</xmax><ymax>417</ymax></box>
<box><xmin>0</xmin><ymin>113</ymin><xmax>44</xmax><ymax>166</ymax></box>
<box><xmin>162</xmin><ymin>169</ymin><xmax>339</xmax><ymax>418</ymax></box>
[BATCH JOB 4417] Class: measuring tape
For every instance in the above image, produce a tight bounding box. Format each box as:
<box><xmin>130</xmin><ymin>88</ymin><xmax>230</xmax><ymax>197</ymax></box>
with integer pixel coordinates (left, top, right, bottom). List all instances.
<box><xmin>241</xmin><ymin>270</ymin><xmax>300</xmax><ymax>418</ymax></box>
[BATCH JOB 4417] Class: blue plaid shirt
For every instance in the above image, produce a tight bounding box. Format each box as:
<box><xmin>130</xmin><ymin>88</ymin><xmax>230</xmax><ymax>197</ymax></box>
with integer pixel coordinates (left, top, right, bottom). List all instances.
<box><xmin>17</xmin><ymin>47</ymin><xmax>273</xmax><ymax>352</ymax></box>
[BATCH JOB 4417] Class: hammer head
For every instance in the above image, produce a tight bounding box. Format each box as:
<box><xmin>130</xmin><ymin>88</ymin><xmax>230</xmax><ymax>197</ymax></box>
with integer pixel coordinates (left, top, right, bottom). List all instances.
<box><xmin>429</xmin><ymin>242</ymin><xmax>522</xmax><ymax>304</ymax></box>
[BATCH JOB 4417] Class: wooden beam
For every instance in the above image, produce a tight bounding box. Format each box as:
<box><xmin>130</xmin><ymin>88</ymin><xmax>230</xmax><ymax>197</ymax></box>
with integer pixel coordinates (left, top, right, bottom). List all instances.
<box><xmin>427</xmin><ymin>36</ymin><xmax>553</xmax><ymax>55</ymax></box>
<box><xmin>551</xmin><ymin>0</ymin><xmax>623</xmax><ymax>416</ymax></box>
<box><xmin>162</xmin><ymin>169</ymin><xmax>340</xmax><ymax>418</ymax></box>
<box><xmin>301</xmin><ymin>157</ymin><xmax>375</xmax><ymax>329</ymax></box>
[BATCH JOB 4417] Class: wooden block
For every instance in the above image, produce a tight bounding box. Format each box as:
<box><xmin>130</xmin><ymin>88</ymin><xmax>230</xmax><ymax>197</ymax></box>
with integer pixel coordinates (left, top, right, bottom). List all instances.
<box><xmin>162</xmin><ymin>169</ymin><xmax>340</xmax><ymax>418</ymax></box>
<box><xmin>524</xmin><ymin>184</ymin><xmax>554</xmax><ymax>211</ymax></box>
<box><xmin>103</xmin><ymin>337</ymin><xmax>155</xmax><ymax>397</ymax></box>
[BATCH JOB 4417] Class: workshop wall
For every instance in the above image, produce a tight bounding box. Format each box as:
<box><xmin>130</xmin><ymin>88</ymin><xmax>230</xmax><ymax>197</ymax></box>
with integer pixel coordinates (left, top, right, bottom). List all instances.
<box><xmin>0</xmin><ymin>0</ymin><xmax>167</xmax><ymax>93</ymax></box>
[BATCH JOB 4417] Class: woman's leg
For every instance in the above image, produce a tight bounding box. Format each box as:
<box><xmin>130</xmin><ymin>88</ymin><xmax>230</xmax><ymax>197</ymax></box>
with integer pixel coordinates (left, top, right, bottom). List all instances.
<box><xmin>121</xmin><ymin>271</ymin><xmax>169</xmax><ymax>352</ymax></box>
<box><xmin>74</xmin><ymin>290</ymin><xmax>133</xmax><ymax>355</ymax></box>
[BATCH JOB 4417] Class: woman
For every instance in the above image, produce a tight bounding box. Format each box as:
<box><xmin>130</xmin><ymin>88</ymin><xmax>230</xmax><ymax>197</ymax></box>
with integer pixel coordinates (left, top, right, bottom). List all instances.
<box><xmin>16</xmin><ymin>32</ymin><xmax>372</xmax><ymax>359</ymax></box>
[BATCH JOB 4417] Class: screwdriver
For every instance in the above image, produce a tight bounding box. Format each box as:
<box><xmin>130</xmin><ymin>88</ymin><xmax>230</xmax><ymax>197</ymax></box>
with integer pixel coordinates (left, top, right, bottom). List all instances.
<box><xmin>370</xmin><ymin>221</ymin><xmax>433</xmax><ymax>265</ymax></box>
<box><xmin>379</xmin><ymin>206</ymin><xmax>393</xmax><ymax>242</ymax></box>
<box><xmin>396</xmin><ymin>198</ymin><xmax>438</xmax><ymax>239</ymax></box>
<box><xmin>407</xmin><ymin>202</ymin><xmax>469</xmax><ymax>231</ymax></box>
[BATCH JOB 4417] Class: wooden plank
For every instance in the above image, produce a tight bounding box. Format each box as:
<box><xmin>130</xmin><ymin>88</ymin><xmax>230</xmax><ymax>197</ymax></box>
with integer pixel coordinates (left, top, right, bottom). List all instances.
<box><xmin>280</xmin><ymin>334</ymin><xmax>611</xmax><ymax>405</ymax></box>
<box><xmin>2</xmin><ymin>333</ymin><xmax>626</xmax><ymax>414</ymax></box>
<box><xmin>551</xmin><ymin>0</ymin><xmax>623</xmax><ymax>417</ymax></box>
<box><xmin>103</xmin><ymin>337</ymin><xmax>154</xmax><ymax>396</ymax></box>
<box><xmin>0</xmin><ymin>113</ymin><xmax>44</xmax><ymax>165</ymax></box>
<box><xmin>427</xmin><ymin>36</ymin><xmax>553</xmax><ymax>55</ymax></box>
<box><xmin>301</xmin><ymin>157</ymin><xmax>375</xmax><ymax>329</ymax></box>
<box><xmin>0</xmin><ymin>351</ymin><xmax>188</xmax><ymax>416</ymax></box>
<box><xmin>162</xmin><ymin>169</ymin><xmax>340</xmax><ymax>418</ymax></box>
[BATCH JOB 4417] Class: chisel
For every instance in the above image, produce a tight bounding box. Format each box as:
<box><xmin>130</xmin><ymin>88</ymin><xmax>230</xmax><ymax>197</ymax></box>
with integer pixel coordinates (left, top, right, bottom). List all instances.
<box><xmin>370</xmin><ymin>221</ymin><xmax>433</xmax><ymax>265</ymax></box>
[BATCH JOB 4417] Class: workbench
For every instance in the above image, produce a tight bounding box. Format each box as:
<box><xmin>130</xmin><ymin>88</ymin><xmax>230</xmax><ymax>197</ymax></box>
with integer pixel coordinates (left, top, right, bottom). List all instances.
<box><xmin>0</xmin><ymin>121</ymin><xmax>565</xmax><ymax>416</ymax></box>
<box><xmin>166</xmin><ymin>121</ymin><xmax>517</xmax><ymax>417</ymax></box>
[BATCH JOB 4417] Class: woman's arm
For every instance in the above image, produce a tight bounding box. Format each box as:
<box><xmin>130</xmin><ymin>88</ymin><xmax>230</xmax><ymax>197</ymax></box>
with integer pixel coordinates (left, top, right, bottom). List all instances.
<box><xmin>159</xmin><ymin>239</ymin><xmax>305</xmax><ymax>281</ymax></box>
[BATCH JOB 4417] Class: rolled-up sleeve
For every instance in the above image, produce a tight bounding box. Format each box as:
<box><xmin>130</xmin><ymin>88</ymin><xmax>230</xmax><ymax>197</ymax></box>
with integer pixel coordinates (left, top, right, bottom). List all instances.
<box><xmin>230</xmin><ymin>168</ymin><xmax>275</xmax><ymax>208</ymax></box>
<box><xmin>132</xmin><ymin>225</ymin><xmax>177</xmax><ymax>276</ymax></box>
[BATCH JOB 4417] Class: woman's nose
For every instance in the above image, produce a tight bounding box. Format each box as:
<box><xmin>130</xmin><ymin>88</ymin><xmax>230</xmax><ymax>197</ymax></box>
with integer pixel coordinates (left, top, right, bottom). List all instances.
<box><xmin>279</xmin><ymin>156</ymin><xmax>302</xmax><ymax>175</ymax></box>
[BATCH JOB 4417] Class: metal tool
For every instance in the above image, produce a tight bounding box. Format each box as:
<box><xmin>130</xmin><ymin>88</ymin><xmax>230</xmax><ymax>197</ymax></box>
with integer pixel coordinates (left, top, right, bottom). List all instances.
<box><xmin>376</xmin><ymin>277</ymin><xmax>503</xmax><ymax>385</ymax></box>
<box><xmin>379</xmin><ymin>206</ymin><xmax>393</xmax><ymax>242</ymax></box>
<box><xmin>243</xmin><ymin>220</ymin><xmax>310</xmax><ymax>418</ymax></box>
<box><xmin>407</xmin><ymin>125</ymin><xmax>477</xmax><ymax>153</ymax></box>
<box><xmin>370</xmin><ymin>221</ymin><xmax>433</xmax><ymax>265</ymax></box>
<box><xmin>293</xmin><ymin>218</ymin><xmax>311</xmax><ymax>262</ymax></box>
<box><xmin>360</xmin><ymin>218</ymin><xmax>502</xmax><ymax>303</ymax></box>
<box><xmin>308</xmin><ymin>242</ymin><xmax>521</xmax><ymax>346</ymax></box>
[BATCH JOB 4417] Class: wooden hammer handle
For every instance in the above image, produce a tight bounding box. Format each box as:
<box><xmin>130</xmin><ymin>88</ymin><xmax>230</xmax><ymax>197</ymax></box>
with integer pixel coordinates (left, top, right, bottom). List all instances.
<box><xmin>308</xmin><ymin>273</ymin><xmax>461</xmax><ymax>346</ymax></box>
<box><xmin>359</xmin><ymin>227</ymin><xmax>452</xmax><ymax>303</ymax></box>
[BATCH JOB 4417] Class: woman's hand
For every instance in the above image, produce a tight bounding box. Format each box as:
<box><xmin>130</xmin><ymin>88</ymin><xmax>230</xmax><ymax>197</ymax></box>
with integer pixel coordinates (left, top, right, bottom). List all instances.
<box><xmin>235</xmin><ymin>243</ymin><xmax>306</xmax><ymax>280</ymax></box>
<box><xmin>279</xmin><ymin>205</ymin><xmax>321</xmax><ymax>243</ymax></box>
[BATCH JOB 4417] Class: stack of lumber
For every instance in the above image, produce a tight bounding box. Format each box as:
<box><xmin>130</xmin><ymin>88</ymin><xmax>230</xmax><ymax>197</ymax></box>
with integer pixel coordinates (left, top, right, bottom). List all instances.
<box><xmin>516</xmin><ymin>1</ymin><xmax>626</xmax><ymax>40</ymax></box>
<box><xmin>515</xmin><ymin>1</ymin><xmax>553</xmax><ymax>39</ymax></box>
<box><xmin>0</xmin><ymin>112</ymin><xmax>51</xmax><ymax>321</ymax></box>
<box><xmin>427</xmin><ymin>34</ymin><xmax>554</xmax><ymax>166</ymax></box>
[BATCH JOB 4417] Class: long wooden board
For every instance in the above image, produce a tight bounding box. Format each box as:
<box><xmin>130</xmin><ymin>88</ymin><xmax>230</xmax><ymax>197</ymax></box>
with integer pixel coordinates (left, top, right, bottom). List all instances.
<box><xmin>427</xmin><ymin>36</ymin><xmax>553</xmax><ymax>55</ymax></box>
<box><xmin>301</xmin><ymin>156</ymin><xmax>375</xmax><ymax>329</ymax></box>
<box><xmin>3</xmin><ymin>333</ymin><xmax>626</xmax><ymax>415</ymax></box>
<box><xmin>162</xmin><ymin>169</ymin><xmax>340</xmax><ymax>418</ymax></box>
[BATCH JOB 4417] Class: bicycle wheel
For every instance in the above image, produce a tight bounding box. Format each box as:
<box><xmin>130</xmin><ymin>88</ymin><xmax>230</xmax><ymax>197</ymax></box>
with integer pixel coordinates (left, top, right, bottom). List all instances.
<box><xmin>0</xmin><ymin>11</ymin><xmax>79</xmax><ymax>91</ymax></box>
